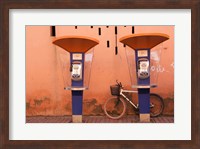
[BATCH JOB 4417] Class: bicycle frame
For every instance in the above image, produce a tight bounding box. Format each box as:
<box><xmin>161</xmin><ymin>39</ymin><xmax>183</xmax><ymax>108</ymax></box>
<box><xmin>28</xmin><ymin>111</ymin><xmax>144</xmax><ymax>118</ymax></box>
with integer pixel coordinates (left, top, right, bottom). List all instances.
<box><xmin>119</xmin><ymin>88</ymin><xmax>138</xmax><ymax>109</ymax></box>
<box><xmin>105</xmin><ymin>81</ymin><xmax>164</xmax><ymax>119</ymax></box>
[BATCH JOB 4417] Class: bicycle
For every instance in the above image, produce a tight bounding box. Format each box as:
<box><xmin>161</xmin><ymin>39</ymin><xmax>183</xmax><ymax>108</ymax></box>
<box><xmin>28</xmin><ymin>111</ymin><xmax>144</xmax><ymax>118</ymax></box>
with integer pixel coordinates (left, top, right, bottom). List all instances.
<box><xmin>104</xmin><ymin>80</ymin><xmax>164</xmax><ymax>120</ymax></box>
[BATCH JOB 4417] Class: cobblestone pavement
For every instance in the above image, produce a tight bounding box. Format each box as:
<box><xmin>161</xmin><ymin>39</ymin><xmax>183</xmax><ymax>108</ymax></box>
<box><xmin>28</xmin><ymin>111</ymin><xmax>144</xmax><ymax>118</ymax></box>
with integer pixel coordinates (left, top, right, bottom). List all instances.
<box><xmin>26</xmin><ymin>115</ymin><xmax>174</xmax><ymax>123</ymax></box>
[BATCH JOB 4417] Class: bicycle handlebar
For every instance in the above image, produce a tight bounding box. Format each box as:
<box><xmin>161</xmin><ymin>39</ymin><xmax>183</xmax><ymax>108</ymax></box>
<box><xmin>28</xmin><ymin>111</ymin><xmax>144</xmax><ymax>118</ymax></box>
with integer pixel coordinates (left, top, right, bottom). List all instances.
<box><xmin>116</xmin><ymin>80</ymin><xmax>122</xmax><ymax>88</ymax></box>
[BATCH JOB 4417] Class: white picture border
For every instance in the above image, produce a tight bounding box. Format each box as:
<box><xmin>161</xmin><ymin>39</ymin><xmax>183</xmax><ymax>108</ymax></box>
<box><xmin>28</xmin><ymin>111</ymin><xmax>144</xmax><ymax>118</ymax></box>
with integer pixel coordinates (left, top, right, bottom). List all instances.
<box><xmin>9</xmin><ymin>9</ymin><xmax>191</xmax><ymax>140</ymax></box>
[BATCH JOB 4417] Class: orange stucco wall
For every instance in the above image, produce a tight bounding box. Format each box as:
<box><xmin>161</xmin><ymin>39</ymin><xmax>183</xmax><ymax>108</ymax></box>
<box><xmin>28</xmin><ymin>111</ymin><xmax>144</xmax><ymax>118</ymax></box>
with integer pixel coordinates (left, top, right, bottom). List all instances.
<box><xmin>26</xmin><ymin>26</ymin><xmax>174</xmax><ymax>116</ymax></box>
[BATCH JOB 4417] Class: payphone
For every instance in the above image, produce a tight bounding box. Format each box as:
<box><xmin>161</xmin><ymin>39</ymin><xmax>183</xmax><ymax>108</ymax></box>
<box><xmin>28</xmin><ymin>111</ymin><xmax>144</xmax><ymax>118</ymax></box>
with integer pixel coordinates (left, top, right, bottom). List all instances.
<box><xmin>53</xmin><ymin>36</ymin><xmax>99</xmax><ymax>123</ymax></box>
<box><xmin>120</xmin><ymin>33</ymin><xmax>169</xmax><ymax>122</ymax></box>
<box><xmin>137</xmin><ymin>58</ymin><xmax>150</xmax><ymax>79</ymax></box>
<box><xmin>71</xmin><ymin>61</ymin><xmax>82</xmax><ymax>81</ymax></box>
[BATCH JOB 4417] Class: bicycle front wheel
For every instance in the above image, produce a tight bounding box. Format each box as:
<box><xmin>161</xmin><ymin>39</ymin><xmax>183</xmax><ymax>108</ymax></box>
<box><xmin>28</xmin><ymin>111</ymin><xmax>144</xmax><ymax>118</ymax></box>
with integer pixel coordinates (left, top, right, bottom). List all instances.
<box><xmin>104</xmin><ymin>97</ymin><xmax>126</xmax><ymax>120</ymax></box>
<box><xmin>150</xmin><ymin>93</ymin><xmax>164</xmax><ymax>117</ymax></box>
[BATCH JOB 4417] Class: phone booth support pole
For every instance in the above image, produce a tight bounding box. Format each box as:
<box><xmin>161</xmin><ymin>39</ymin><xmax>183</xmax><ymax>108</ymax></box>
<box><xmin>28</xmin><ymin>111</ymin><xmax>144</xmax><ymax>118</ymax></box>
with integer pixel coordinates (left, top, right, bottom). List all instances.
<box><xmin>70</xmin><ymin>53</ymin><xmax>84</xmax><ymax>122</ymax></box>
<box><xmin>135</xmin><ymin>49</ymin><xmax>151</xmax><ymax>121</ymax></box>
<box><xmin>53</xmin><ymin>36</ymin><xmax>99</xmax><ymax>123</ymax></box>
<box><xmin>120</xmin><ymin>33</ymin><xmax>169</xmax><ymax>122</ymax></box>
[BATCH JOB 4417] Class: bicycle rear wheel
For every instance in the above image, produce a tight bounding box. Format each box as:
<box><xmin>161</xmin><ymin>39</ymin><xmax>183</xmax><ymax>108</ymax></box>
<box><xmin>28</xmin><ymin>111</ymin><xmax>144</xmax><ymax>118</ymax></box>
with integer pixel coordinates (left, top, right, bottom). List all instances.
<box><xmin>104</xmin><ymin>97</ymin><xmax>126</xmax><ymax>120</ymax></box>
<box><xmin>150</xmin><ymin>93</ymin><xmax>164</xmax><ymax>117</ymax></box>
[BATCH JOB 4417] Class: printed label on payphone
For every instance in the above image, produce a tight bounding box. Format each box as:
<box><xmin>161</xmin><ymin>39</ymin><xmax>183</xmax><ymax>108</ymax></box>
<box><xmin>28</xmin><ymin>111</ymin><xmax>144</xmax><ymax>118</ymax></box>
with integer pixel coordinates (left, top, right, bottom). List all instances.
<box><xmin>71</xmin><ymin>62</ymin><xmax>82</xmax><ymax>81</ymax></box>
<box><xmin>138</xmin><ymin>58</ymin><xmax>150</xmax><ymax>79</ymax></box>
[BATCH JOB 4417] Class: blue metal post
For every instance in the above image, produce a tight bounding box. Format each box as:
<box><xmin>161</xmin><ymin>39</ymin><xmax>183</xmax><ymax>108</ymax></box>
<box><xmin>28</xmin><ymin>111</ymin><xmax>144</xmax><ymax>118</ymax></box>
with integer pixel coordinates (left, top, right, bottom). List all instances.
<box><xmin>70</xmin><ymin>53</ymin><xmax>84</xmax><ymax>122</ymax></box>
<box><xmin>135</xmin><ymin>49</ymin><xmax>151</xmax><ymax>122</ymax></box>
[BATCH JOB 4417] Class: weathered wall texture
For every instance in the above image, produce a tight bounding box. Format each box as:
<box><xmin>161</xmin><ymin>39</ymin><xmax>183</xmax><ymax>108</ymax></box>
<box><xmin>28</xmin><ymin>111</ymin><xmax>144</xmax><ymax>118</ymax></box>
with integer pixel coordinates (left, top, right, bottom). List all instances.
<box><xmin>26</xmin><ymin>26</ymin><xmax>174</xmax><ymax>116</ymax></box>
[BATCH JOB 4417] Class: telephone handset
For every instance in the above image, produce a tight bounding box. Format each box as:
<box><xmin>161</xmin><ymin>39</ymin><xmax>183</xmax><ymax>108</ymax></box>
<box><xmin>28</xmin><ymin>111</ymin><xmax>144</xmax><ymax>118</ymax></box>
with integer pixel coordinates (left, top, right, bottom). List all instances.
<box><xmin>71</xmin><ymin>61</ymin><xmax>82</xmax><ymax>81</ymax></box>
<box><xmin>137</xmin><ymin>58</ymin><xmax>150</xmax><ymax>79</ymax></box>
